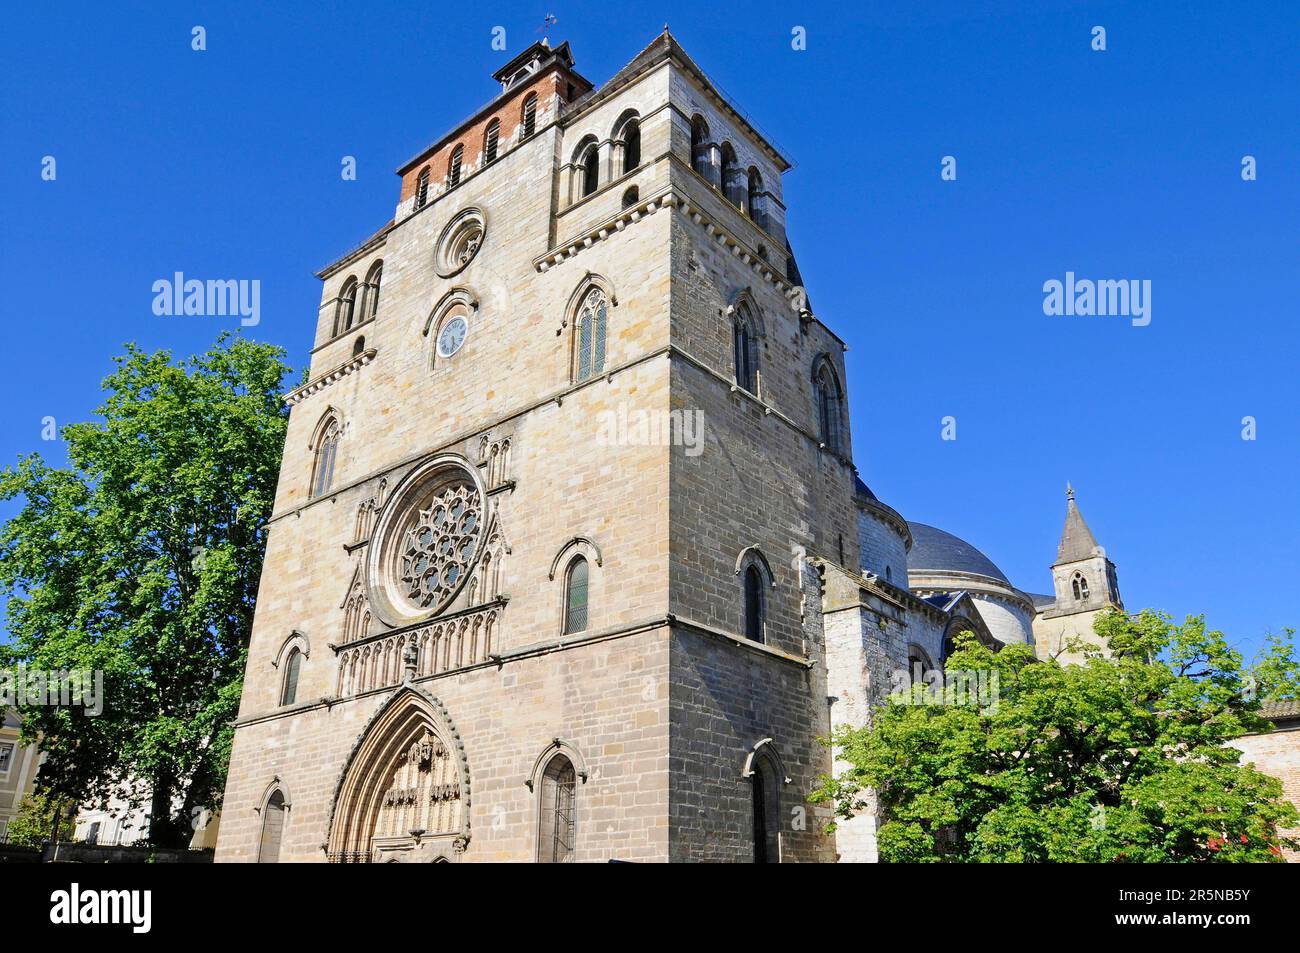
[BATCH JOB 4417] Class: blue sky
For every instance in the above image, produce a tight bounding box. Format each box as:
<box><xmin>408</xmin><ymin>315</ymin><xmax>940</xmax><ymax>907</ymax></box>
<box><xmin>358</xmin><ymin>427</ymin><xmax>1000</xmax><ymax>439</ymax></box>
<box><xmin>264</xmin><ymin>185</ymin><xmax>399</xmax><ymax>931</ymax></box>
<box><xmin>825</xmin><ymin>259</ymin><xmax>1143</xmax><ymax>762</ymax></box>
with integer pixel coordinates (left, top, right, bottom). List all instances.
<box><xmin>1</xmin><ymin>1</ymin><xmax>1296</xmax><ymax>658</ymax></box>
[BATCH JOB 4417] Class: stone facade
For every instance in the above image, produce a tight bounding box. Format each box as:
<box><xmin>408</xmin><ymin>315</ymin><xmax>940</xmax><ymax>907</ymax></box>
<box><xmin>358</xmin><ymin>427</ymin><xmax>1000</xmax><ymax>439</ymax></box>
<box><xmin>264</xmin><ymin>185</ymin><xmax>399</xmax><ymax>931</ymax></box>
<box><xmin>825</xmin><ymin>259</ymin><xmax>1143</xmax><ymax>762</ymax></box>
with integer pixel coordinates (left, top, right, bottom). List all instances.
<box><xmin>214</xmin><ymin>31</ymin><xmax>1290</xmax><ymax>865</ymax></box>
<box><xmin>0</xmin><ymin>710</ymin><xmax>42</xmax><ymax>842</ymax></box>
<box><xmin>217</xmin><ymin>32</ymin><xmax>850</xmax><ymax>864</ymax></box>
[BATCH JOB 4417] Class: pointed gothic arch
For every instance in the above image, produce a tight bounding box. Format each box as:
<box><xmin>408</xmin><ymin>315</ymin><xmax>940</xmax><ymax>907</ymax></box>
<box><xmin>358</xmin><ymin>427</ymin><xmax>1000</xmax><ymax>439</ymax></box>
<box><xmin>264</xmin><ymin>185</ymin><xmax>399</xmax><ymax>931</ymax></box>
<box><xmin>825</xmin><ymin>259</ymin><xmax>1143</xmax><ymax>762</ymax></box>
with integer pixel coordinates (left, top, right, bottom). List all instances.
<box><xmin>339</xmin><ymin>565</ymin><xmax>371</xmax><ymax>648</ymax></box>
<box><xmin>325</xmin><ymin>686</ymin><xmax>471</xmax><ymax>863</ymax></box>
<box><xmin>727</xmin><ymin>291</ymin><xmax>764</xmax><ymax>395</ymax></box>
<box><xmin>309</xmin><ymin>408</ymin><xmax>343</xmax><ymax>498</ymax></box>
<box><xmin>565</xmin><ymin>275</ymin><xmax>617</xmax><ymax>383</ymax></box>
<box><xmin>741</xmin><ymin>738</ymin><xmax>789</xmax><ymax>864</ymax></box>
<box><xmin>811</xmin><ymin>355</ymin><xmax>846</xmax><ymax>455</ymax></box>
<box><xmin>528</xmin><ymin>740</ymin><xmax>588</xmax><ymax>863</ymax></box>
<box><xmin>255</xmin><ymin>778</ymin><xmax>291</xmax><ymax>863</ymax></box>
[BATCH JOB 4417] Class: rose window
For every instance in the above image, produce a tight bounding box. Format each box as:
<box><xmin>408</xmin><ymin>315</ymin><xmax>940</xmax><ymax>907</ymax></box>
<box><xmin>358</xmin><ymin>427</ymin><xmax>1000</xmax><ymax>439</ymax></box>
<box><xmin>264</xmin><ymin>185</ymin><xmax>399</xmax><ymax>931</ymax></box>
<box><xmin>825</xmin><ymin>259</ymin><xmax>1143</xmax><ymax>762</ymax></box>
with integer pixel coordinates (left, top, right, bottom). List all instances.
<box><xmin>435</xmin><ymin>207</ymin><xmax>486</xmax><ymax>278</ymax></box>
<box><xmin>397</xmin><ymin>481</ymin><xmax>482</xmax><ymax>610</ymax></box>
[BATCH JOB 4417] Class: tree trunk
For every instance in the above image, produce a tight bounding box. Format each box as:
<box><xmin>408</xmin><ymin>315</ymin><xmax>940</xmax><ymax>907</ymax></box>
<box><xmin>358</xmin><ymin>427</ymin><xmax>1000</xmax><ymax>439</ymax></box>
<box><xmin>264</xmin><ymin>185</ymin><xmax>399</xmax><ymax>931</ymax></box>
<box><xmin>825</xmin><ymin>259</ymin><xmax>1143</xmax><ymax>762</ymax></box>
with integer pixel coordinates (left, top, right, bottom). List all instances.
<box><xmin>148</xmin><ymin>775</ymin><xmax>187</xmax><ymax>848</ymax></box>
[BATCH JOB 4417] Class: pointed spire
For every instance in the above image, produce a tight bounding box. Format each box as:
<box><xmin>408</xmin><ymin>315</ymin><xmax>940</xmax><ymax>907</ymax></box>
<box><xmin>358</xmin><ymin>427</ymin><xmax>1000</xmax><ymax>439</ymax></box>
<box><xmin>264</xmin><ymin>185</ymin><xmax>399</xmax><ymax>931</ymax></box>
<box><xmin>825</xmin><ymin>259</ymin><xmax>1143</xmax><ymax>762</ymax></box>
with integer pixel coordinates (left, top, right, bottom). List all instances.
<box><xmin>1056</xmin><ymin>483</ymin><xmax>1101</xmax><ymax>564</ymax></box>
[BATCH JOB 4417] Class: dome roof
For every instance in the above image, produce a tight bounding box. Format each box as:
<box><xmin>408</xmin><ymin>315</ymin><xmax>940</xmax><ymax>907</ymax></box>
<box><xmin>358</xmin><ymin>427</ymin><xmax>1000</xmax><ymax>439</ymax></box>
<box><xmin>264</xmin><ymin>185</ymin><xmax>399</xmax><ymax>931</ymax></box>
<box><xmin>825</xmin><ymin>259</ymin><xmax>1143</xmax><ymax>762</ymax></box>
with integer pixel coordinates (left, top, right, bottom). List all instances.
<box><xmin>907</xmin><ymin>522</ymin><xmax>1010</xmax><ymax>584</ymax></box>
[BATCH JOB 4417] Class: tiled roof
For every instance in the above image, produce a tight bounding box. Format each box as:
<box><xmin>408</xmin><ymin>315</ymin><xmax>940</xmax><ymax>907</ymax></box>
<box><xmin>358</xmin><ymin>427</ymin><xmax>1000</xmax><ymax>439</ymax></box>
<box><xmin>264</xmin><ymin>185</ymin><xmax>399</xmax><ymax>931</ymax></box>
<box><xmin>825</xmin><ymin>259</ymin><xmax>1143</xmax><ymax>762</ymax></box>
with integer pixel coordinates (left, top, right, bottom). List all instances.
<box><xmin>1258</xmin><ymin>699</ymin><xmax>1300</xmax><ymax>721</ymax></box>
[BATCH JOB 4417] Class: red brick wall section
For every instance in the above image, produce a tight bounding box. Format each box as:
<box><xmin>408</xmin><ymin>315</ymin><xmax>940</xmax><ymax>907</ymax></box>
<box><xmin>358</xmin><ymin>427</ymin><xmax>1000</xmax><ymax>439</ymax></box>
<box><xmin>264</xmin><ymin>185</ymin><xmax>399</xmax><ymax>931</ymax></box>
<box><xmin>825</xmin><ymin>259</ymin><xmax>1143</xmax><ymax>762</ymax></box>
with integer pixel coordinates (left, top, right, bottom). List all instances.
<box><xmin>399</xmin><ymin>72</ymin><xmax>570</xmax><ymax>203</ymax></box>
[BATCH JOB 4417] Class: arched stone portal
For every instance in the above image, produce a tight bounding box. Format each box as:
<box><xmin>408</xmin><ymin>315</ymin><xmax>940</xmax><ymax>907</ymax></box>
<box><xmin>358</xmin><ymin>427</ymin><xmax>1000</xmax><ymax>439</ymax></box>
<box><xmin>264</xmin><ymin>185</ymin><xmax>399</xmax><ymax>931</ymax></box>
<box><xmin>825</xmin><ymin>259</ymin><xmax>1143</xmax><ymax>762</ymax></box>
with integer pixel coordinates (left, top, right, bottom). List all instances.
<box><xmin>326</xmin><ymin>686</ymin><xmax>470</xmax><ymax>863</ymax></box>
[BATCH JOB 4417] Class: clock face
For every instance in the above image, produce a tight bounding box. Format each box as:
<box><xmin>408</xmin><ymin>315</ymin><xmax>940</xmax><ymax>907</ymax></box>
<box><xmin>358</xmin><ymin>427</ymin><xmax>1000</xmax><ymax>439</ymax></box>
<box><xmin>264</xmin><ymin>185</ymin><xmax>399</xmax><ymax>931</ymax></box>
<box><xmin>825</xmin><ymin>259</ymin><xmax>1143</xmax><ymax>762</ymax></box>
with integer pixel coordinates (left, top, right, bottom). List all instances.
<box><xmin>437</xmin><ymin>315</ymin><xmax>468</xmax><ymax>358</ymax></box>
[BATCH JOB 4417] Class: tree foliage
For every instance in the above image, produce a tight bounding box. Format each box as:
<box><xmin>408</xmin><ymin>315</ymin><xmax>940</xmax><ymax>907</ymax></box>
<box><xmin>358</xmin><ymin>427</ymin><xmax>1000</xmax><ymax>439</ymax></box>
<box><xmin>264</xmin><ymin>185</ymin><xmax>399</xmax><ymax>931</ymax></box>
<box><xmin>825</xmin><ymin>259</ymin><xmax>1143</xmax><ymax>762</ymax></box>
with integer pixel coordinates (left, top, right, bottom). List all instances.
<box><xmin>811</xmin><ymin>609</ymin><xmax>1299</xmax><ymax>862</ymax></box>
<box><xmin>0</xmin><ymin>334</ymin><xmax>291</xmax><ymax>846</ymax></box>
<box><xmin>4</xmin><ymin>792</ymin><xmax>64</xmax><ymax>848</ymax></box>
<box><xmin>1249</xmin><ymin>628</ymin><xmax>1300</xmax><ymax>702</ymax></box>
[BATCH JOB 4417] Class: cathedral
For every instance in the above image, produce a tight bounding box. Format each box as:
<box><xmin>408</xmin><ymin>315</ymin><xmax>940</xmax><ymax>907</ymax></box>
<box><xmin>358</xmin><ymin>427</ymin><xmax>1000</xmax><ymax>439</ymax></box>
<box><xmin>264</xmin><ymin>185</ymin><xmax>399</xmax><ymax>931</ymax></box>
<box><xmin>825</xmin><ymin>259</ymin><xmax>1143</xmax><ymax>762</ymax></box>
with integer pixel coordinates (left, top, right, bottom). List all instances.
<box><xmin>214</xmin><ymin>31</ymin><xmax>1123</xmax><ymax>864</ymax></box>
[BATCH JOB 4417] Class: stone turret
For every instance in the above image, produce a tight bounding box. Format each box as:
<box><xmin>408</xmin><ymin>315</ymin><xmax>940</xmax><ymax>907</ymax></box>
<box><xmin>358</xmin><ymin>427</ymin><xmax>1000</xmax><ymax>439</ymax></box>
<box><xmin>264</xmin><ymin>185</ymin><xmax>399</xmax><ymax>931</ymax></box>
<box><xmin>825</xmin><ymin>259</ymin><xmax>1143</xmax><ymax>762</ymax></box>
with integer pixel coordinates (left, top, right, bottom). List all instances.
<box><xmin>1032</xmin><ymin>484</ymin><xmax>1123</xmax><ymax>662</ymax></box>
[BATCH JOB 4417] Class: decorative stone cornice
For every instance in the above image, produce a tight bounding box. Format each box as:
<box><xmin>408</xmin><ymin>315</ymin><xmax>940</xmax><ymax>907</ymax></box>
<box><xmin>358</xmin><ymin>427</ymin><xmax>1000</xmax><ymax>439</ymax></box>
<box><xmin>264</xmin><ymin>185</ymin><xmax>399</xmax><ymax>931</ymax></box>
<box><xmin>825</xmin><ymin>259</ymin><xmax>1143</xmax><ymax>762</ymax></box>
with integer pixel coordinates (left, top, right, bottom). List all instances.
<box><xmin>909</xmin><ymin>571</ymin><xmax>1036</xmax><ymax>614</ymax></box>
<box><xmin>285</xmin><ymin>348</ymin><xmax>377</xmax><ymax>406</ymax></box>
<box><xmin>533</xmin><ymin>189</ymin><xmax>802</xmax><ymax>310</ymax></box>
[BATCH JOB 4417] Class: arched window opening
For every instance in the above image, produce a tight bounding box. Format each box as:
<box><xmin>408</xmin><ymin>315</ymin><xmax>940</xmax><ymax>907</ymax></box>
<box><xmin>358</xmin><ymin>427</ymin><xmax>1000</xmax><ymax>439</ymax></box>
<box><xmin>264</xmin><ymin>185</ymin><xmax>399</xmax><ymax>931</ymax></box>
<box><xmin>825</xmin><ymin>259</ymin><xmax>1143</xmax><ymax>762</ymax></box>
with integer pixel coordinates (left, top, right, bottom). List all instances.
<box><xmin>581</xmin><ymin>143</ymin><xmax>599</xmax><ymax>197</ymax></box>
<box><xmin>690</xmin><ymin>115</ymin><xmax>710</xmax><ymax>177</ymax></box>
<box><xmin>574</xmin><ymin>288</ymin><xmax>608</xmax><ymax>382</ymax></box>
<box><xmin>484</xmin><ymin>119</ymin><xmax>500</xmax><ymax>164</ymax></box>
<box><xmin>750</xmin><ymin>755</ymin><xmax>779</xmax><ymax>863</ymax></box>
<box><xmin>622</xmin><ymin>119</ymin><xmax>641</xmax><ymax>174</ymax></box>
<box><xmin>334</xmin><ymin>278</ymin><xmax>358</xmax><ymax>337</ymax></box>
<box><xmin>361</xmin><ymin>260</ymin><xmax>383</xmax><ymax>322</ymax></box>
<box><xmin>733</xmin><ymin>307</ymin><xmax>759</xmax><ymax>393</ymax></box>
<box><xmin>719</xmin><ymin>142</ymin><xmax>738</xmax><ymax>205</ymax></box>
<box><xmin>538</xmin><ymin>755</ymin><xmax>576</xmax><ymax>863</ymax></box>
<box><xmin>311</xmin><ymin>417</ymin><xmax>340</xmax><ymax>498</ymax></box>
<box><xmin>621</xmin><ymin>186</ymin><xmax>639</xmax><ymax>210</ymax></box>
<box><xmin>521</xmin><ymin>94</ymin><xmax>538</xmax><ymax>139</ymax></box>
<box><xmin>747</xmin><ymin>168</ymin><xmax>765</xmax><ymax>226</ymax></box>
<box><xmin>1072</xmin><ymin>573</ymin><xmax>1090</xmax><ymax>600</ymax></box>
<box><xmin>281</xmin><ymin>648</ymin><xmax>302</xmax><ymax>706</ymax></box>
<box><xmin>448</xmin><ymin>145</ymin><xmax>464</xmax><ymax>187</ymax></box>
<box><xmin>744</xmin><ymin>565</ymin><xmax>765</xmax><ymax>644</ymax></box>
<box><xmin>415</xmin><ymin>168</ymin><xmax>430</xmax><ymax>210</ymax></box>
<box><xmin>563</xmin><ymin>557</ymin><xmax>589</xmax><ymax>634</ymax></box>
<box><xmin>815</xmin><ymin>363</ymin><xmax>843</xmax><ymax>454</ymax></box>
<box><xmin>258</xmin><ymin>790</ymin><xmax>286</xmax><ymax>863</ymax></box>
<box><xmin>352</xmin><ymin>336</ymin><xmax>366</xmax><ymax>357</ymax></box>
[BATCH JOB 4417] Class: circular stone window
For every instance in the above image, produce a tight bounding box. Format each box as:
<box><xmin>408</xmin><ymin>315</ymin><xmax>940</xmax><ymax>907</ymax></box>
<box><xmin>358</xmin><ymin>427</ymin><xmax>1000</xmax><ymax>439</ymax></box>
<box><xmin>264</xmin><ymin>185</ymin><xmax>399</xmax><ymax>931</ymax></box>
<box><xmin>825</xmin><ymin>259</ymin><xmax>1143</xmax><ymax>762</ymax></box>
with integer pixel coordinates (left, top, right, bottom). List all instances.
<box><xmin>368</xmin><ymin>459</ymin><xmax>486</xmax><ymax>624</ymax></box>
<box><xmin>435</xmin><ymin>207</ymin><xmax>486</xmax><ymax>278</ymax></box>
<box><xmin>437</xmin><ymin>314</ymin><xmax>468</xmax><ymax>358</ymax></box>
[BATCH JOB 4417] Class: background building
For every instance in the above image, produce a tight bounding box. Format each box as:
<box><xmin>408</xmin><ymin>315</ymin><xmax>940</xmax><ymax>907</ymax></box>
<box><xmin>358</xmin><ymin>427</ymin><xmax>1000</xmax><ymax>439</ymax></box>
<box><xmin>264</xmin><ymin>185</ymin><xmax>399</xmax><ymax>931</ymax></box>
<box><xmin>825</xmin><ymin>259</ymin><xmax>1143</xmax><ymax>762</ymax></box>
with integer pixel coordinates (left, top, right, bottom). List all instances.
<box><xmin>0</xmin><ymin>710</ymin><xmax>43</xmax><ymax>842</ymax></box>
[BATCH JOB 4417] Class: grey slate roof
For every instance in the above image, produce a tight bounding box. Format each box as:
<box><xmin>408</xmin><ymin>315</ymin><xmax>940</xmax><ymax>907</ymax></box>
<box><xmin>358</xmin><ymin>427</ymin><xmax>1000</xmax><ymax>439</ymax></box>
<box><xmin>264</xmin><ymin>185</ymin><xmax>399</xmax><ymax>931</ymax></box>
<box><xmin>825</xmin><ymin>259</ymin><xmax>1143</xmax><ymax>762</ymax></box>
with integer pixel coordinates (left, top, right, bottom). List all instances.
<box><xmin>921</xmin><ymin>591</ymin><xmax>965</xmax><ymax>613</ymax></box>
<box><xmin>853</xmin><ymin>476</ymin><xmax>877</xmax><ymax>502</ymax></box>
<box><xmin>1028</xmin><ymin>592</ymin><xmax>1057</xmax><ymax>609</ymax></box>
<box><xmin>907</xmin><ymin>522</ymin><xmax>1011</xmax><ymax>584</ymax></box>
<box><xmin>1057</xmin><ymin>484</ymin><xmax>1101</xmax><ymax>564</ymax></box>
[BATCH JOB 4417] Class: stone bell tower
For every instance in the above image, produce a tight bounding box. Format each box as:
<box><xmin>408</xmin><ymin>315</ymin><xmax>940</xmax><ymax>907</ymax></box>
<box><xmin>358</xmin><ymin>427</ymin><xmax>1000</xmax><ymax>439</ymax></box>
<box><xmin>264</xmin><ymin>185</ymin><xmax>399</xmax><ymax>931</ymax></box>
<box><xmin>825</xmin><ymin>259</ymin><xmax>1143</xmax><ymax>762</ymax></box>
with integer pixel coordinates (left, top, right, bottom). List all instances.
<box><xmin>1032</xmin><ymin>484</ymin><xmax>1123</xmax><ymax>663</ymax></box>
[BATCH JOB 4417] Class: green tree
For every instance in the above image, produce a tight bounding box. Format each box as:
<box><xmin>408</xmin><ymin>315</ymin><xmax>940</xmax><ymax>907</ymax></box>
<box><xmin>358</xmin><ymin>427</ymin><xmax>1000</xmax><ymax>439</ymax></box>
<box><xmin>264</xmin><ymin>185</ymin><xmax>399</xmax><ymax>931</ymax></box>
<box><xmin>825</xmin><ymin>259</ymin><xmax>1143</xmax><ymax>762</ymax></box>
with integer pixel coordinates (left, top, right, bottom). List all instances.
<box><xmin>812</xmin><ymin>609</ymin><xmax>1299</xmax><ymax>862</ymax></box>
<box><xmin>4</xmin><ymin>792</ymin><xmax>64</xmax><ymax>848</ymax></box>
<box><xmin>0</xmin><ymin>335</ymin><xmax>291</xmax><ymax>846</ymax></box>
<box><xmin>1249</xmin><ymin>629</ymin><xmax>1300</xmax><ymax>702</ymax></box>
